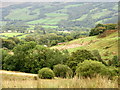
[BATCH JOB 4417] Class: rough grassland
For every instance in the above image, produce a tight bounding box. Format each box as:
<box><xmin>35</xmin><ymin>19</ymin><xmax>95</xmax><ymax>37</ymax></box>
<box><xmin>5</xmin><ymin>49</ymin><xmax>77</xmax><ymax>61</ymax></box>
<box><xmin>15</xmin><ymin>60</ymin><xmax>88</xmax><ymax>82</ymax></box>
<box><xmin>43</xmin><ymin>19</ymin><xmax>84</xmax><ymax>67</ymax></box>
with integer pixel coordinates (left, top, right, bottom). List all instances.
<box><xmin>1</xmin><ymin>70</ymin><xmax>118</xmax><ymax>88</ymax></box>
<box><xmin>51</xmin><ymin>31</ymin><xmax>118</xmax><ymax>60</ymax></box>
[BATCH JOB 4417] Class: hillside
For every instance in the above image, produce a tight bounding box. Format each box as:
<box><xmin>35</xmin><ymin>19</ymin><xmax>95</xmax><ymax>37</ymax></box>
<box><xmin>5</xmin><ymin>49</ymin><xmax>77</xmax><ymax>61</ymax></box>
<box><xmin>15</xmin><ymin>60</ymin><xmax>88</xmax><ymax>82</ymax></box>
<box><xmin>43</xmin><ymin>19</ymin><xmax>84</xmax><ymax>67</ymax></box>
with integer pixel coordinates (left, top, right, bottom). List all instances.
<box><xmin>1</xmin><ymin>2</ymin><xmax>118</xmax><ymax>29</ymax></box>
<box><xmin>52</xmin><ymin>30</ymin><xmax>118</xmax><ymax>60</ymax></box>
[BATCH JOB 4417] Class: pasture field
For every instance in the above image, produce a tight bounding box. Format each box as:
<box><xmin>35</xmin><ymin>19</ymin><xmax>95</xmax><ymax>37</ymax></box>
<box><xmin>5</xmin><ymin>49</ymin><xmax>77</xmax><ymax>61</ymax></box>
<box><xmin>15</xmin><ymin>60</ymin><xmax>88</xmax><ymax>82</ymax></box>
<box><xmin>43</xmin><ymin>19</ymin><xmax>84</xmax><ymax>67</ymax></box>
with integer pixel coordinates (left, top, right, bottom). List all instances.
<box><xmin>75</xmin><ymin>14</ymin><xmax>88</xmax><ymax>21</ymax></box>
<box><xmin>64</xmin><ymin>4</ymin><xmax>82</xmax><ymax>8</ymax></box>
<box><xmin>1</xmin><ymin>70</ymin><xmax>118</xmax><ymax>88</ymax></box>
<box><xmin>91</xmin><ymin>9</ymin><xmax>111</xmax><ymax>19</ymax></box>
<box><xmin>45</xmin><ymin>13</ymin><xmax>68</xmax><ymax>17</ymax></box>
<box><xmin>0</xmin><ymin>33</ymin><xmax>30</xmax><ymax>39</ymax></box>
<box><xmin>42</xmin><ymin>25</ymin><xmax>58</xmax><ymax>28</ymax></box>
<box><xmin>27</xmin><ymin>16</ymin><xmax>67</xmax><ymax>25</ymax></box>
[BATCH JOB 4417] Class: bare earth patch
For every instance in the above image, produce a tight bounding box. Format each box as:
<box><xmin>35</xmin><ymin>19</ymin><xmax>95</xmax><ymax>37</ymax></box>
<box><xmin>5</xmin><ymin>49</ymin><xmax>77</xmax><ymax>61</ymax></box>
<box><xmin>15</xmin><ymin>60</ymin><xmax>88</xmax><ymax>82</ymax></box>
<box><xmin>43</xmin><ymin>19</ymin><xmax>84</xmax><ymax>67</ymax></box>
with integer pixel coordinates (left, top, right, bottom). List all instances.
<box><xmin>54</xmin><ymin>39</ymin><xmax>99</xmax><ymax>50</ymax></box>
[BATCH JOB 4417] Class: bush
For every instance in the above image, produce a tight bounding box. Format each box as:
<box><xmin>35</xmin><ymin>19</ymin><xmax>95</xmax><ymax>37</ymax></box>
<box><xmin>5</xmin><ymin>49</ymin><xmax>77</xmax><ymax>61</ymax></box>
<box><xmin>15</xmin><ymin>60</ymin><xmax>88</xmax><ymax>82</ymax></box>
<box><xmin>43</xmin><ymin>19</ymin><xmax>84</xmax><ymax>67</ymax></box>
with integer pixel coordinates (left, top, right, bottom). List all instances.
<box><xmin>38</xmin><ymin>68</ymin><xmax>55</xmax><ymax>79</ymax></box>
<box><xmin>53</xmin><ymin>64</ymin><xmax>73</xmax><ymax>78</ymax></box>
<box><xmin>76</xmin><ymin>60</ymin><xmax>108</xmax><ymax>78</ymax></box>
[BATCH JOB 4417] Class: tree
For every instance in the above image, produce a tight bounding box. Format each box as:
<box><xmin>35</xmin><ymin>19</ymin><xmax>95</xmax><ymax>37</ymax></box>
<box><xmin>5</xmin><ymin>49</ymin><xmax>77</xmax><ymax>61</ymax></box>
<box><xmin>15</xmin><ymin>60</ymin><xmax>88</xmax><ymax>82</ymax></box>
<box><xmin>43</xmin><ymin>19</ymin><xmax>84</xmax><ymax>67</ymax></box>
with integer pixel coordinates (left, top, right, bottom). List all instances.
<box><xmin>8</xmin><ymin>37</ymin><xmax>20</xmax><ymax>44</ymax></box>
<box><xmin>2</xmin><ymin>39</ymin><xmax>16</xmax><ymax>49</ymax></box>
<box><xmin>92</xmin><ymin>50</ymin><xmax>107</xmax><ymax>65</ymax></box>
<box><xmin>69</xmin><ymin>49</ymin><xmax>95</xmax><ymax>63</ymax></box>
<box><xmin>67</xmin><ymin>49</ymin><xmax>95</xmax><ymax>73</ymax></box>
<box><xmin>24</xmin><ymin>36</ymin><xmax>35</xmax><ymax>42</ymax></box>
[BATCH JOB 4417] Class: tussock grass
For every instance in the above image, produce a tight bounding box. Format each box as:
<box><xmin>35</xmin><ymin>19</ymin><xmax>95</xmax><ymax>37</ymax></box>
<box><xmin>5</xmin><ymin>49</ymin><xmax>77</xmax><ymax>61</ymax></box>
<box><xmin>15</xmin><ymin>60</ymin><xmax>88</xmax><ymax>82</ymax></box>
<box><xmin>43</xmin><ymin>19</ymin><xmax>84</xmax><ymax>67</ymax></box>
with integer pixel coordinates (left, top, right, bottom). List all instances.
<box><xmin>1</xmin><ymin>72</ymin><xmax>118</xmax><ymax>88</ymax></box>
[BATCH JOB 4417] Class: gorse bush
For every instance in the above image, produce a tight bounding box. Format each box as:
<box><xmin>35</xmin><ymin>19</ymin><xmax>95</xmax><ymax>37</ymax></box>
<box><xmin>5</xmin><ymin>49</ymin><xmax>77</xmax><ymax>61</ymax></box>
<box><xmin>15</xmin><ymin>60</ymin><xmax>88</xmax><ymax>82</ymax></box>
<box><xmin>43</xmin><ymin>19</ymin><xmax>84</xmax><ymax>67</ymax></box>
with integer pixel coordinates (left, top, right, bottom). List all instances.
<box><xmin>76</xmin><ymin>60</ymin><xmax>108</xmax><ymax>78</ymax></box>
<box><xmin>38</xmin><ymin>68</ymin><xmax>55</xmax><ymax>79</ymax></box>
<box><xmin>53</xmin><ymin>64</ymin><xmax>73</xmax><ymax>78</ymax></box>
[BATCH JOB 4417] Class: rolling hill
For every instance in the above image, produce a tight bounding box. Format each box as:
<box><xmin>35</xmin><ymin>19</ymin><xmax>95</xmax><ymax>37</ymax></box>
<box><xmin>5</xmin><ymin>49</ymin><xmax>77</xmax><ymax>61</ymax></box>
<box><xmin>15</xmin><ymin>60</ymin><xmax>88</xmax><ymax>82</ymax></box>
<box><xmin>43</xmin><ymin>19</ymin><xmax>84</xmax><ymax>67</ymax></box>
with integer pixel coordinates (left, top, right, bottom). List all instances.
<box><xmin>1</xmin><ymin>2</ymin><xmax>118</xmax><ymax>29</ymax></box>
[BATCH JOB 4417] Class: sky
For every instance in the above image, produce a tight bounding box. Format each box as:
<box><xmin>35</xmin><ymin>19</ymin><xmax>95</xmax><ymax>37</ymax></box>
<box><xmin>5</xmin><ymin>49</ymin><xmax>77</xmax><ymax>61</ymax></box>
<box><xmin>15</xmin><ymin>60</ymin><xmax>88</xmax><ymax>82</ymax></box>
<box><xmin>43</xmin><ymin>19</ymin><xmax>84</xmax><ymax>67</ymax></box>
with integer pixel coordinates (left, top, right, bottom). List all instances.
<box><xmin>1</xmin><ymin>0</ymin><xmax>119</xmax><ymax>2</ymax></box>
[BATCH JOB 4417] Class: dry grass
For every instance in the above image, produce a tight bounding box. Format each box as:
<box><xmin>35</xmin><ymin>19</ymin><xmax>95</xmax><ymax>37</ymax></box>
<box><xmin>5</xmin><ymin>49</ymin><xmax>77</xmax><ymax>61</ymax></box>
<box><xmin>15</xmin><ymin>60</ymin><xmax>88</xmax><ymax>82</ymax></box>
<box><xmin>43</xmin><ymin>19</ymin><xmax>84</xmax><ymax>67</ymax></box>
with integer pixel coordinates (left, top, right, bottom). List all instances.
<box><xmin>1</xmin><ymin>72</ymin><xmax>118</xmax><ymax>88</ymax></box>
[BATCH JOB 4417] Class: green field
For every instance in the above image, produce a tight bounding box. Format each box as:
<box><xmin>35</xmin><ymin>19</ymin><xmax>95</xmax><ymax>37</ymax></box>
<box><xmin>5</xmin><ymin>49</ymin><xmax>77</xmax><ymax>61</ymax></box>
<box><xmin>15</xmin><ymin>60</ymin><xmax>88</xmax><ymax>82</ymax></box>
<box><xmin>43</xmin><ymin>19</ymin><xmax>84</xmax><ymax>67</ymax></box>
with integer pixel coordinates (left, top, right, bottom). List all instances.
<box><xmin>27</xmin><ymin>16</ymin><xmax>67</xmax><ymax>25</ymax></box>
<box><xmin>55</xmin><ymin>9</ymin><xmax>67</xmax><ymax>13</ymax></box>
<box><xmin>64</xmin><ymin>4</ymin><xmax>82</xmax><ymax>8</ymax></box>
<box><xmin>45</xmin><ymin>13</ymin><xmax>67</xmax><ymax>17</ymax></box>
<box><xmin>0</xmin><ymin>21</ymin><xmax>7</xmax><ymax>26</ymax></box>
<box><xmin>92</xmin><ymin>9</ymin><xmax>112</xmax><ymax>19</ymax></box>
<box><xmin>0</xmin><ymin>33</ymin><xmax>30</xmax><ymax>39</ymax></box>
<box><xmin>73</xmin><ymin>14</ymin><xmax>88</xmax><ymax>21</ymax></box>
<box><xmin>27</xmin><ymin>12</ymin><xmax>68</xmax><ymax>25</ymax></box>
<box><xmin>95</xmin><ymin>18</ymin><xmax>113</xmax><ymax>24</ymax></box>
<box><xmin>42</xmin><ymin>25</ymin><xmax>58</xmax><ymax>28</ymax></box>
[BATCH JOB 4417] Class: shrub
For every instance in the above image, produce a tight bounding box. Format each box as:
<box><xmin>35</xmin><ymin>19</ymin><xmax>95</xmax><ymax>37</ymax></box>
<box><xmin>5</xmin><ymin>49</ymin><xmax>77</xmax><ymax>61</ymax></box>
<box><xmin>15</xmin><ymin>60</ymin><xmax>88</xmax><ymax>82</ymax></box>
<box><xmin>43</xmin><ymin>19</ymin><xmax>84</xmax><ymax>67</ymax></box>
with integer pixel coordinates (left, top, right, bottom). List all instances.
<box><xmin>38</xmin><ymin>68</ymin><xmax>55</xmax><ymax>79</ymax></box>
<box><xmin>53</xmin><ymin>64</ymin><xmax>73</xmax><ymax>78</ymax></box>
<box><xmin>76</xmin><ymin>60</ymin><xmax>108</xmax><ymax>78</ymax></box>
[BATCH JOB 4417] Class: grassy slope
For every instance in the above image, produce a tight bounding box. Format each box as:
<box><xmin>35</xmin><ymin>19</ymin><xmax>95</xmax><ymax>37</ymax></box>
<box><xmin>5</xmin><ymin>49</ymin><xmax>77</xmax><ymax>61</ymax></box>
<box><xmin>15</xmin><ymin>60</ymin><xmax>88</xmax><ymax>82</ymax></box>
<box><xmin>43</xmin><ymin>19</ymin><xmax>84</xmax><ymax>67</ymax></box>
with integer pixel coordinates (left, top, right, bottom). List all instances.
<box><xmin>5</xmin><ymin>8</ymin><xmax>38</xmax><ymax>20</ymax></box>
<box><xmin>27</xmin><ymin>13</ymin><xmax>68</xmax><ymax>25</ymax></box>
<box><xmin>51</xmin><ymin>31</ymin><xmax>118</xmax><ymax>60</ymax></box>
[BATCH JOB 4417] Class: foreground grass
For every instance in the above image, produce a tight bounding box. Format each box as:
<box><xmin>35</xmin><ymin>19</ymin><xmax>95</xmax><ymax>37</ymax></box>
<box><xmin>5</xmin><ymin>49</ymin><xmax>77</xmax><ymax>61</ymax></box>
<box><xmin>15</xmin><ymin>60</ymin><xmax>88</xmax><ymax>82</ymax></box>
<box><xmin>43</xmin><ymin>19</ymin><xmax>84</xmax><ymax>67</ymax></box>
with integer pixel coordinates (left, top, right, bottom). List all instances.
<box><xmin>1</xmin><ymin>70</ymin><xmax>118</xmax><ymax>88</ymax></box>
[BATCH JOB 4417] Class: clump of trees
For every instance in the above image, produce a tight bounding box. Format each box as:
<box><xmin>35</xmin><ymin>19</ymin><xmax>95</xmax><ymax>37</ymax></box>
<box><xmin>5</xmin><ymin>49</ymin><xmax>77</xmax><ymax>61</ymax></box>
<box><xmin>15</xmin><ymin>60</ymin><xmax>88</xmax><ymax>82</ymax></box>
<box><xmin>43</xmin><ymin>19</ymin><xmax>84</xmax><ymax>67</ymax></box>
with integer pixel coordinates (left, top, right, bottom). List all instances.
<box><xmin>2</xmin><ymin>41</ymin><xmax>69</xmax><ymax>73</ymax></box>
<box><xmin>2</xmin><ymin>32</ymin><xmax>119</xmax><ymax>79</ymax></box>
<box><xmin>67</xmin><ymin>49</ymin><xmax>96</xmax><ymax>72</ymax></box>
<box><xmin>89</xmin><ymin>23</ymin><xmax>117</xmax><ymax>36</ymax></box>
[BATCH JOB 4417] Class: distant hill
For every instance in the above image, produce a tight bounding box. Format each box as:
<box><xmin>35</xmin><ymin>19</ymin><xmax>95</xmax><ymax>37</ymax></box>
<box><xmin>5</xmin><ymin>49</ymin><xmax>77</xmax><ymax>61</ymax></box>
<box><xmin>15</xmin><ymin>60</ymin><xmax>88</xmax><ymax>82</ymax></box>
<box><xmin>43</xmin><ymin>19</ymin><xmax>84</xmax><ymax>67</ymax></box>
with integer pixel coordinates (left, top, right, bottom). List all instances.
<box><xmin>1</xmin><ymin>2</ymin><xmax>118</xmax><ymax>28</ymax></box>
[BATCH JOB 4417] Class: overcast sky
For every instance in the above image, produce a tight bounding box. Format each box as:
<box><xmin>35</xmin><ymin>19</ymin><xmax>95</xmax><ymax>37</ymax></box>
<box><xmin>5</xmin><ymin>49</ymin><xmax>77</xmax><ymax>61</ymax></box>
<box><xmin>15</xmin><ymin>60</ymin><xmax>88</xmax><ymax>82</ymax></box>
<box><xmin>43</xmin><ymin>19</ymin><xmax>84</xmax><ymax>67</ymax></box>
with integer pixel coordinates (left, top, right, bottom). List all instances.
<box><xmin>1</xmin><ymin>0</ymin><xmax>119</xmax><ymax>2</ymax></box>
